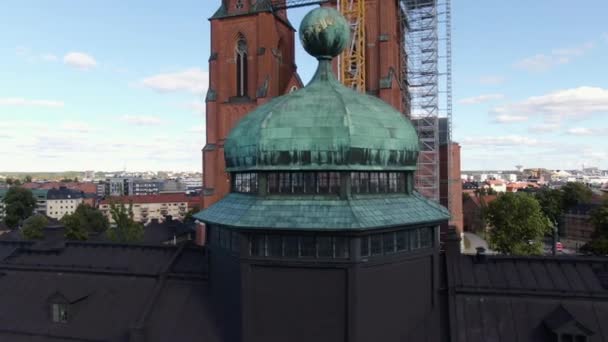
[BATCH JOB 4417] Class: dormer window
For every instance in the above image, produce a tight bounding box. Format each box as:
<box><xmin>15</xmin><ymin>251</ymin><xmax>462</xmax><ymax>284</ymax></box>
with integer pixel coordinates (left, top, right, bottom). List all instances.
<box><xmin>235</xmin><ymin>0</ymin><xmax>244</xmax><ymax>9</ymax></box>
<box><xmin>51</xmin><ymin>303</ymin><xmax>68</xmax><ymax>323</ymax></box>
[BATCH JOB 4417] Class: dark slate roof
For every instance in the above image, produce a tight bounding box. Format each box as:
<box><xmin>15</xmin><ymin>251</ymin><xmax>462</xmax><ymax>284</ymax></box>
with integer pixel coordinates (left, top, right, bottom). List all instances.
<box><xmin>46</xmin><ymin>187</ymin><xmax>84</xmax><ymax>200</ymax></box>
<box><xmin>0</xmin><ymin>241</ymin><xmax>214</xmax><ymax>342</ymax></box>
<box><xmin>142</xmin><ymin>219</ymin><xmax>195</xmax><ymax>245</ymax></box>
<box><xmin>195</xmin><ymin>192</ymin><xmax>450</xmax><ymax>231</ymax></box>
<box><xmin>445</xmin><ymin>253</ymin><xmax>608</xmax><ymax>342</ymax></box>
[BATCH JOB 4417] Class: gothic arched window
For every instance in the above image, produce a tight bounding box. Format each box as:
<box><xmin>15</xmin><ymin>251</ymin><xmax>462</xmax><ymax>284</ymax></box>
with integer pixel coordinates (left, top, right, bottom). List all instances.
<box><xmin>235</xmin><ymin>35</ymin><xmax>248</xmax><ymax>97</ymax></box>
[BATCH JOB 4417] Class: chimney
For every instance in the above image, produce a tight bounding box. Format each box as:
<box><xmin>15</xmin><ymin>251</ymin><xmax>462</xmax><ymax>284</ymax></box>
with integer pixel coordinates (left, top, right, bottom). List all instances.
<box><xmin>195</xmin><ymin>221</ymin><xmax>207</xmax><ymax>246</ymax></box>
<box><xmin>443</xmin><ymin>226</ymin><xmax>461</xmax><ymax>258</ymax></box>
<box><xmin>475</xmin><ymin>247</ymin><xmax>487</xmax><ymax>263</ymax></box>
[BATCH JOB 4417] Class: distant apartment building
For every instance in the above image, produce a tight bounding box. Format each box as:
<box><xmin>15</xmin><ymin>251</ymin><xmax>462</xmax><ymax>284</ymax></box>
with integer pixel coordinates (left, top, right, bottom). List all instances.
<box><xmin>105</xmin><ymin>177</ymin><xmax>163</xmax><ymax>196</ymax></box>
<box><xmin>160</xmin><ymin>180</ymin><xmax>187</xmax><ymax>194</ymax></box>
<box><xmin>485</xmin><ymin>180</ymin><xmax>506</xmax><ymax>193</ymax></box>
<box><xmin>46</xmin><ymin>187</ymin><xmax>84</xmax><ymax>219</ymax></box>
<box><xmin>180</xmin><ymin>177</ymin><xmax>203</xmax><ymax>190</ymax></box>
<box><xmin>132</xmin><ymin>179</ymin><xmax>162</xmax><ymax>196</ymax></box>
<box><xmin>99</xmin><ymin>193</ymin><xmax>200</xmax><ymax>224</ymax></box>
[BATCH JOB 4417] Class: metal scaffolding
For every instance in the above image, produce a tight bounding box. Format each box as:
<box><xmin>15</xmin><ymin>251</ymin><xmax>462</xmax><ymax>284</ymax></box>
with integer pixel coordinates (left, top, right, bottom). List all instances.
<box><xmin>401</xmin><ymin>0</ymin><xmax>452</xmax><ymax>204</ymax></box>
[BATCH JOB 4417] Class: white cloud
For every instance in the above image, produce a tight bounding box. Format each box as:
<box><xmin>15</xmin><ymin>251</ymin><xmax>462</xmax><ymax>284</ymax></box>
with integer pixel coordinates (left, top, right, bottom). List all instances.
<box><xmin>0</xmin><ymin>98</ymin><xmax>64</xmax><ymax>108</ymax></box>
<box><xmin>494</xmin><ymin>115</ymin><xmax>528</xmax><ymax>123</ymax></box>
<box><xmin>459</xmin><ymin>94</ymin><xmax>504</xmax><ymax>105</ymax></box>
<box><xmin>514</xmin><ymin>42</ymin><xmax>594</xmax><ymax>72</ymax></box>
<box><xmin>461</xmin><ymin>135</ymin><xmax>545</xmax><ymax>147</ymax></box>
<box><xmin>478</xmin><ymin>75</ymin><xmax>505</xmax><ymax>86</ymax></box>
<box><xmin>529</xmin><ymin>123</ymin><xmax>560</xmax><ymax>133</ymax></box>
<box><xmin>63</xmin><ymin>52</ymin><xmax>98</xmax><ymax>70</ymax></box>
<box><xmin>565</xmin><ymin>127</ymin><xmax>608</xmax><ymax>136</ymax></box>
<box><xmin>61</xmin><ymin>121</ymin><xmax>93</xmax><ymax>133</ymax></box>
<box><xmin>141</xmin><ymin>68</ymin><xmax>208</xmax><ymax>94</ymax></box>
<box><xmin>120</xmin><ymin>115</ymin><xmax>163</xmax><ymax>126</ymax></box>
<box><xmin>490</xmin><ymin>86</ymin><xmax>608</xmax><ymax>123</ymax></box>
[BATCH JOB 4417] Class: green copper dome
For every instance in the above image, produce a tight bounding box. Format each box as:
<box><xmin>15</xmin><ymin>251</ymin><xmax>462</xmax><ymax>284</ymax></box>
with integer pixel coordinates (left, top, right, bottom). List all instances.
<box><xmin>224</xmin><ymin>8</ymin><xmax>420</xmax><ymax>172</ymax></box>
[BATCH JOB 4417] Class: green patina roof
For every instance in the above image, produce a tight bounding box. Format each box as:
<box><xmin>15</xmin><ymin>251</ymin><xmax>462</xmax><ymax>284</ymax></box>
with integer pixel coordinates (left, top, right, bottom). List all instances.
<box><xmin>224</xmin><ymin>7</ymin><xmax>419</xmax><ymax>172</ymax></box>
<box><xmin>195</xmin><ymin>192</ymin><xmax>449</xmax><ymax>231</ymax></box>
<box><xmin>224</xmin><ymin>61</ymin><xmax>420</xmax><ymax>172</ymax></box>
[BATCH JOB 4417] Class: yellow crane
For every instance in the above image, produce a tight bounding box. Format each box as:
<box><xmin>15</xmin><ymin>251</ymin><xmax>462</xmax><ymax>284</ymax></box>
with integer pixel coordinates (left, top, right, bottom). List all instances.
<box><xmin>338</xmin><ymin>0</ymin><xmax>366</xmax><ymax>93</ymax></box>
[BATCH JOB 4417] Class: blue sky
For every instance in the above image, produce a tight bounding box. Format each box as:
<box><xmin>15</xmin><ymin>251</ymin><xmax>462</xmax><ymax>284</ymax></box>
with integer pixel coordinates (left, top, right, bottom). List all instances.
<box><xmin>0</xmin><ymin>1</ymin><xmax>607</xmax><ymax>172</ymax></box>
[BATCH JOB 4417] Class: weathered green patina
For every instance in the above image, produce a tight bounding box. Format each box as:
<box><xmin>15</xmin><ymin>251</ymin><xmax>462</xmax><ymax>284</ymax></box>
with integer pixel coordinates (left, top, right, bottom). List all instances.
<box><xmin>299</xmin><ymin>8</ymin><xmax>349</xmax><ymax>60</ymax></box>
<box><xmin>195</xmin><ymin>192</ymin><xmax>449</xmax><ymax>231</ymax></box>
<box><xmin>196</xmin><ymin>8</ymin><xmax>448</xmax><ymax>231</ymax></box>
<box><xmin>224</xmin><ymin>7</ymin><xmax>419</xmax><ymax>172</ymax></box>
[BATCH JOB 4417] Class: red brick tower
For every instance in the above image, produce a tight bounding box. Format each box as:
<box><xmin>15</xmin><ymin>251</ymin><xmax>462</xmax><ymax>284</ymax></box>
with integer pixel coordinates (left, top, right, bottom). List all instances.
<box><xmin>203</xmin><ymin>0</ymin><xmax>303</xmax><ymax>208</ymax></box>
<box><xmin>323</xmin><ymin>0</ymin><xmax>406</xmax><ymax>113</ymax></box>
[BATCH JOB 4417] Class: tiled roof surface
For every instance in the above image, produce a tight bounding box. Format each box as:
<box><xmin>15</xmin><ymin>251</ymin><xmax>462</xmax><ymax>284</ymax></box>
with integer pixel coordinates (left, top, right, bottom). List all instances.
<box><xmin>23</xmin><ymin>182</ymin><xmax>97</xmax><ymax>194</ymax></box>
<box><xmin>195</xmin><ymin>192</ymin><xmax>450</xmax><ymax>230</ymax></box>
<box><xmin>446</xmin><ymin>253</ymin><xmax>608</xmax><ymax>342</ymax></box>
<box><xmin>0</xmin><ymin>240</ymin><xmax>214</xmax><ymax>341</ymax></box>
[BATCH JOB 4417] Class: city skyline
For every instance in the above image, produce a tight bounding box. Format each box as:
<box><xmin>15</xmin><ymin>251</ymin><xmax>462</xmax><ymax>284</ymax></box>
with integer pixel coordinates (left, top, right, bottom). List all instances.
<box><xmin>1</xmin><ymin>1</ymin><xmax>607</xmax><ymax>172</ymax></box>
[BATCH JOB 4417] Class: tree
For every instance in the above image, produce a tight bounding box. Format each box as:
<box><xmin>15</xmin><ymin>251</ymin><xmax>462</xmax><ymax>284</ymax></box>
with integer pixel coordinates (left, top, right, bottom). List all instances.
<box><xmin>3</xmin><ymin>187</ymin><xmax>37</xmax><ymax>229</ymax></box>
<box><xmin>534</xmin><ymin>187</ymin><xmax>564</xmax><ymax>227</ymax></box>
<box><xmin>106</xmin><ymin>202</ymin><xmax>144</xmax><ymax>243</ymax></box>
<box><xmin>586</xmin><ymin>198</ymin><xmax>608</xmax><ymax>255</ymax></box>
<box><xmin>561</xmin><ymin>182</ymin><xmax>592</xmax><ymax>209</ymax></box>
<box><xmin>62</xmin><ymin>204</ymin><xmax>109</xmax><ymax>240</ymax></box>
<box><xmin>486</xmin><ymin>192</ymin><xmax>551</xmax><ymax>255</ymax></box>
<box><xmin>184</xmin><ymin>204</ymin><xmax>201</xmax><ymax>222</ymax></box>
<box><xmin>21</xmin><ymin>214</ymin><xmax>48</xmax><ymax>240</ymax></box>
<box><xmin>24</xmin><ymin>175</ymin><xmax>32</xmax><ymax>183</ymax></box>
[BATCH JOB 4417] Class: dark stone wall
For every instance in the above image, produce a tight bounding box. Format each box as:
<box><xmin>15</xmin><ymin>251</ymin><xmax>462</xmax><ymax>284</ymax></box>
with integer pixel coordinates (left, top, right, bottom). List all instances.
<box><xmin>209</xmin><ymin>246</ymin><xmax>243</xmax><ymax>342</ymax></box>
<box><xmin>355</xmin><ymin>254</ymin><xmax>438</xmax><ymax>342</ymax></box>
<box><xmin>244</xmin><ymin>266</ymin><xmax>347</xmax><ymax>342</ymax></box>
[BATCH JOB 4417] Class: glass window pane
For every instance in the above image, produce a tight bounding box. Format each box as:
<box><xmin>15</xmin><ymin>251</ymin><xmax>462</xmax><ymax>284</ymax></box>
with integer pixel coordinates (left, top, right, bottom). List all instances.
<box><xmin>410</xmin><ymin>229</ymin><xmax>421</xmax><ymax>250</ymax></box>
<box><xmin>420</xmin><ymin>227</ymin><xmax>433</xmax><ymax>248</ymax></box>
<box><xmin>279</xmin><ymin>173</ymin><xmax>291</xmax><ymax>193</ymax></box>
<box><xmin>562</xmin><ymin>335</ymin><xmax>573</xmax><ymax>342</ymax></box>
<box><xmin>292</xmin><ymin>173</ymin><xmax>304</xmax><ymax>193</ymax></box>
<box><xmin>378</xmin><ymin>173</ymin><xmax>388</xmax><ymax>193</ymax></box>
<box><xmin>317</xmin><ymin>236</ymin><xmax>333</xmax><ymax>257</ymax></box>
<box><xmin>329</xmin><ymin>172</ymin><xmax>340</xmax><ymax>194</ymax></box>
<box><xmin>300</xmin><ymin>236</ymin><xmax>316</xmax><ymax>257</ymax></box>
<box><xmin>369</xmin><ymin>172</ymin><xmax>379</xmax><ymax>193</ymax></box>
<box><xmin>304</xmin><ymin>173</ymin><xmax>317</xmax><ymax>194</ymax></box>
<box><xmin>351</xmin><ymin>172</ymin><xmax>360</xmax><ymax>193</ymax></box>
<box><xmin>318</xmin><ymin>172</ymin><xmax>329</xmax><ymax>193</ymax></box>
<box><xmin>250</xmin><ymin>235</ymin><xmax>265</xmax><ymax>256</ymax></box>
<box><xmin>267</xmin><ymin>235</ymin><xmax>283</xmax><ymax>257</ymax></box>
<box><xmin>360</xmin><ymin>172</ymin><xmax>369</xmax><ymax>193</ymax></box>
<box><xmin>360</xmin><ymin>236</ymin><xmax>370</xmax><ymax>256</ymax></box>
<box><xmin>396</xmin><ymin>230</ymin><xmax>408</xmax><ymax>251</ymax></box>
<box><xmin>231</xmin><ymin>232</ymin><xmax>240</xmax><ymax>253</ymax></box>
<box><xmin>383</xmin><ymin>232</ymin><xmax>395</xmax><ymax>254</ymax></box>
<box><xmin>283</xmin><ymin>235</ymin><xmax>299</xmax><ymax>257</ymax></box>
<box><xmin>389</xmin><ymin>173</ymin><xmax>398</xmax><ymax>192</ymax></box>
<box><xmin>268</xmin><ymin>173</ymin><xmax>278</xmax><ymax>193</ymax></box>
<box><xmin>371</xmin><ymin>234</ymin><xmax>382</xmax><ymax>255</ymax></box>
<box><xmin>334</xmin><ymin>237</ymin><xmax>349</xmax><ymax>259</ymax></box>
